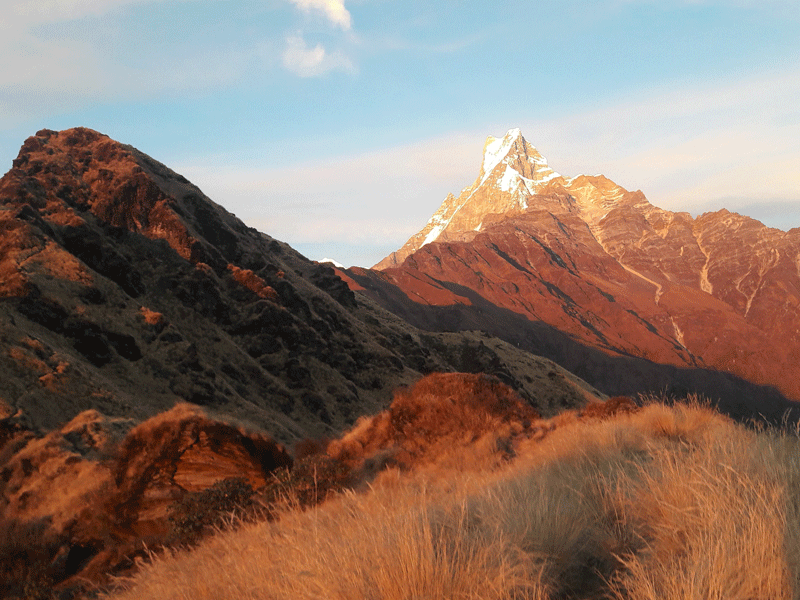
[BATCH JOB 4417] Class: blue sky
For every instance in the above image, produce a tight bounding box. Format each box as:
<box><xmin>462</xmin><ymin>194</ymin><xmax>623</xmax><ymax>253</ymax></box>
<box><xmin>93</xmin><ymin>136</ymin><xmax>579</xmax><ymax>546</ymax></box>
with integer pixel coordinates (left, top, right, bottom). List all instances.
<box><xmin>1</xmin><ymin>0</ymin><xmax>799</xmax><ymax>267</ymax></box>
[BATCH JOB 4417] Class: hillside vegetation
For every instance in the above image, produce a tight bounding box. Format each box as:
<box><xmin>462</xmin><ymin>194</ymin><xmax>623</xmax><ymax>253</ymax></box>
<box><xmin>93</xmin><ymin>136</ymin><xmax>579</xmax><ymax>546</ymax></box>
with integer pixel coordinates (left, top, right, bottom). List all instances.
<box><xmin>104</xmin><ymin>383</ymin><xmax>800</xmax><ymax>600</ymax></box>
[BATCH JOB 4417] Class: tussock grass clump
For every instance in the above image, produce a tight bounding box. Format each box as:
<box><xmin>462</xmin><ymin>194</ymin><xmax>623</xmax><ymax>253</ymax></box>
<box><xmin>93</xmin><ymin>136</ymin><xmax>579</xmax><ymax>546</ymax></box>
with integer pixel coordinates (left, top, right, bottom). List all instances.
<box><xmin>104</xmin><ymin>399</ymin><xmax>800</xmax><ymax>600</ymax></box>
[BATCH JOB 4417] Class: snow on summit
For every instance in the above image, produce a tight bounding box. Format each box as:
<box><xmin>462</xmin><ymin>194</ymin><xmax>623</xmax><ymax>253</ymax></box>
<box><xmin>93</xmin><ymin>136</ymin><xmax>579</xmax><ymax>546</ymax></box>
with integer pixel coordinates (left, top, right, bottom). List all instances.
<box><xmin>480</xmin><ymin>128</ymin><xmax>522</xmax><ymax>180</ymax></box>
<box><xmin>375</xmin><ymin>128</ymin><xmax>621</xmax><ymax>269</ymax></box>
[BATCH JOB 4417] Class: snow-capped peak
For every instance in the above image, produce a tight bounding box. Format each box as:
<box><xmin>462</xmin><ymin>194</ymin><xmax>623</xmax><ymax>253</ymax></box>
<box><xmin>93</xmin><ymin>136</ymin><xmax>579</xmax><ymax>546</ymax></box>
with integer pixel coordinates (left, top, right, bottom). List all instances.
<box><xmin>481</xmin><ymin>128</ymin><xmax>523</xmax><ymax>179</ymax></box>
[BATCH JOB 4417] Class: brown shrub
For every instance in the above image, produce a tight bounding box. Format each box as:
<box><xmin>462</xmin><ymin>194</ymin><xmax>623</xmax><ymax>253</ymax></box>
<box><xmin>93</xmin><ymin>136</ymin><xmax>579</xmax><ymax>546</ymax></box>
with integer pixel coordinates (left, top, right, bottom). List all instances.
<box><xmin>329</xmin><ymin>373</ymin><xmax>540</xmax><ymax>470</ymax></box>
<box><xmin>0</xmin><ymin>516</ymin><xmax>63</xmax><ymax>599</ymax></box>
<box><xmin>107</xmin><ymin>404</ymin><xmax>292</xmax><ymax>531</ymax></box>
<box><xmin>294</xmin><ymin>437</ymin><xmax>330</xmax><ymax>460</ymax></box>
<box><xmin>261</xmin><ymin>454</ymin><xmax>354</xmax><ymax>510</ymax></box>
<box><xmin>227</xmin><ymin>263</ymin><xmax>278</xmax><ymax>300</ymax></box>
<box><xmin>581</xmin><ymin>396</ymin><xmax>638</xmax><ymax>420</ymax></box>
<box><xmin>167</xmin><ymin>477</ymin><xmax>256</xmax><ymax>546</ymax></box>
<box><xmin>138</xmin><ymin>306</ymin><xmax>163</xmax><ymax>326</ymax></box>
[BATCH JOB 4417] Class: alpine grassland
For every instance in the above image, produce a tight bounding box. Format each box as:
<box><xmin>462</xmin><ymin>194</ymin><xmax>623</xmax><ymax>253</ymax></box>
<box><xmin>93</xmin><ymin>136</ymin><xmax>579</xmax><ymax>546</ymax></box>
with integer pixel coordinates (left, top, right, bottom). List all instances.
<box><xmin>104</xmin><ymin>395</ymin><xmax>800</xmax><ymax>600</ymax></box>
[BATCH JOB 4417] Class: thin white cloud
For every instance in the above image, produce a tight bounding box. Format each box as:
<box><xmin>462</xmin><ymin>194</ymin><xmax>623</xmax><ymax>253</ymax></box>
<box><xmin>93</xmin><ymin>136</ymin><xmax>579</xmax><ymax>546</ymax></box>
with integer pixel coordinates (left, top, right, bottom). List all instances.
<box><xmin>288</xmin><ymin>0</ymin><xmax>352</xmax><ymax>30</ymax></box>
<box><xmin>175</xmin><ymin>64</ymin><xmax>800</xmax><ymax>269</ymax></box>
<box><xmin>517</xmin><ymin>68</ymin><xmax>800</xmax><ymax>217</ymax></box>
<box><xmin>0</xmin><ymin>21</ymin><xmax>107</xmax><ymax>127</ymax></box>
<box><xmin>174</xmin><ymin>131</ymin><xmax>480</xmax><ymax>250</ymax></box>
<box><xmin>0</xmin><ymin>0</ymin><xmax>269</xmax><ymax>128</ymax></box>
<box><xmin>9</xmin><ymin>0</ymin><xmax>153</xmax><ymax>24</ymax></box>
<box><xmin>282</xmin><ymin>33</ymin><xmax>354</xmax><ymax>77</ymax></box>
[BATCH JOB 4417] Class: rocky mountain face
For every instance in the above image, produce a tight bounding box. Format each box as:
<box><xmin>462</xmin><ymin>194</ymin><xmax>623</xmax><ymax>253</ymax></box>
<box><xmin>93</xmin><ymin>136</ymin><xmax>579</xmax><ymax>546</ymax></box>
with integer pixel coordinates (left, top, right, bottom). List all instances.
<box><xmin>365</xmin><ymin>129</ymin><xmax>800</xmax><ymax>420</ymax></box>
<box><xmin>1</xmin><ymin>127</ymin><xmax>592</xmax><ymax>445</ymax></box>
<box><xmin>375</xmin><ymin>129</ymin><xmax>563</xmax><ymax>270</ymax></box>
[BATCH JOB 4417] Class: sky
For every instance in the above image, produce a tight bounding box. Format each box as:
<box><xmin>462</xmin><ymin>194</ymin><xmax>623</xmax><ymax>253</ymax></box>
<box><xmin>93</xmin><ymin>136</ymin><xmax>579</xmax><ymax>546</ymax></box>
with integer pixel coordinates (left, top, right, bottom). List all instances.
<box><xmin>1</xmin><ymin>0</ymin><xmax>799</xmax><ymax>268</ymax></box>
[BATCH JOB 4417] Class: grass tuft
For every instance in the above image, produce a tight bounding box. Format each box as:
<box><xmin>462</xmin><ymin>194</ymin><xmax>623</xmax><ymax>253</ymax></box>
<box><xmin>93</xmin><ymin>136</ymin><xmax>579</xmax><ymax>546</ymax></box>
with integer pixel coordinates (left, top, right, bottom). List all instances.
<box><xmin>102</xmin><ymin>398</ymin><xmax>800</xmax><ymax>600</ymax></box>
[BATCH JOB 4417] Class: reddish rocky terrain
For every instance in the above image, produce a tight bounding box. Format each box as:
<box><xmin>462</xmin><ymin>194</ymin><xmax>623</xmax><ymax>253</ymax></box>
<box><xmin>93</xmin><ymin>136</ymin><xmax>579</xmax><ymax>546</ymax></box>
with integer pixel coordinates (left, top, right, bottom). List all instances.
<box><xmin>360</xmin><ymin>129</ymin><xmax>800</xmax><ymax>421</ymax></box>
<box><xmin>0</xmin><ymin>405</ymin><xmax>291</xmax><ymax>597</ymax></box>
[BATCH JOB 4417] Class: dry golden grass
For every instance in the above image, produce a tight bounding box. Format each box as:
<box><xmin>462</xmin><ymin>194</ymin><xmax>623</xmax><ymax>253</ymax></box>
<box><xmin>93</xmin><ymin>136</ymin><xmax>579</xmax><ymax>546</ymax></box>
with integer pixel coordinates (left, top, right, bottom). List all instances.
<box><xmin>103</xmin><ymin>398</ymin><xmax>800</xmax><ymax>600</ymax></box>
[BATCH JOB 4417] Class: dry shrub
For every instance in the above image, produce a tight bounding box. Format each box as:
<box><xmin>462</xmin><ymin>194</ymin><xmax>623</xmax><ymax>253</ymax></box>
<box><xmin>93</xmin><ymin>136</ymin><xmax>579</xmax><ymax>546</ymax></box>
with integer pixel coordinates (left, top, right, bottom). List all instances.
<box><xmin>260</xmin><ymin>453</ymin><xmax>354</xmax><ymax>511</ymax></box>
<box><xmin>138</xmin><ymin>306</ymin><xmax>163</xmax><ymax>326</ymax></box>
<box><xmin>167</xmin><ymin>477</ymin><xmax>256</xmax><ymax>546</ymax></box>
<box><xmin>294</xmin><ymin>437</ymin><xmax>329</xmax><ymax>460</ymax></box>
<box><xmin>609</xmin><ymin>421</ymin><xmax>792</xmax><ymax>599</ymax></box>
<box><xmin>329</xmin><ymin>373</ymin><xmax>540</xmax><ymax>471</ymax></box>
<box><xmin>0</xmin><ymin>517</ymin><xmax>62</xmax><ymax>599</ymax></box>
<box><xmin>581</xmin><ymin>396</ymin><xmax>638</xmax><ymax>420</ymax></box>
<box><xmin>108</xmin><ymin>403</ymin><xmax>292</xmax><ymax>530</ymax></box>
<box><xmin>227</xmin><ymin>263</ymin><xmax>279</xmax><ymax>301</ymax></box>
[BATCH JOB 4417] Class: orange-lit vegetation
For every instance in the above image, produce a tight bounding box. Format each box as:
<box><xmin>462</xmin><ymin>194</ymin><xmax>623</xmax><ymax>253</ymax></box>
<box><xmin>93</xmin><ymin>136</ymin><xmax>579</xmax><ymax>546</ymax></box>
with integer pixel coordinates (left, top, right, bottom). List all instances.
<box><xmin>103</xmin><ymin>388</ymin><xmax>800</xmax><ymax>600</ymax></box>
<box><xmin>329</xmin><ymin>373</ymin><xmax>541</xmax><ymax>472</ymax></box>
<box><xmin>0</xmin><ymin>405</ymin><xmax>293</xmax><ymax>598</ymax></box>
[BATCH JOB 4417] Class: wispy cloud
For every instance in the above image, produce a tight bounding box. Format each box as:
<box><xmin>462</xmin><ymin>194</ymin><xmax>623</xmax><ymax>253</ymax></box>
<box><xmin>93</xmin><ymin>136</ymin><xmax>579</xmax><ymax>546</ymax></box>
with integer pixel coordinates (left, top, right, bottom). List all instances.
<box><xmin>0</xmin><ymin>0</ymin><xmax>259</xmax><ymax>128</ymax></box>
<box><xmin>282</xmin><ymin>0</ymin><xmax>355</xmax><ymax>78</ymax></box>
<box><xmin>522</xmin><ymin>68</ymin><xmax>800</xmax><ymax>213</ymax></box>
<box><xmin>176</xmin><ymin>64</ymin><xmax>800</xmax><ymax>268</ymax></box>
<box><xmin>288</xmin><ymin>0</ymin><xmax>352</xmax><ymax>30</ymax></box>
<box><xmin>282</xmin><ymin>33</ymin><xmax>354</xmax><ymax>77</ymax></box>
<box><xmin>174</xmin><ymin>131</ymin><xmax>480</xmax><ymax>249</ymax></box>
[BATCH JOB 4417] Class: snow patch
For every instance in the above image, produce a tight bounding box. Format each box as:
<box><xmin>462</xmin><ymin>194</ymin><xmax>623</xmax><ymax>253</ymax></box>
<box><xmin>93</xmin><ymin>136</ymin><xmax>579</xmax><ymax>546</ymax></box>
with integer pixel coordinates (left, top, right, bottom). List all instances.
<box><xmin>320</xmin><ymin>258</ymin><xmax>345</xmax><ymax>269</ymax></box>
<box><xmin>671</xmin><ymin>316</ymin><xmax>686</xmax><ymax>348</ymax></box>
<box><xmin>697</xmin><ymin>242</ymin><xmax>714</xmax><ymax>295</ymax></box>
<box><xmin>422</xmin><ymin>222</ymin><xmax>446</xmax><ymax>247</ymax></box>
<box><xmin>481</xmin><ymin>129</ymin><xmax>521</xmax><ymax>181</ymax></box>
<box><xmin>498</xmin><ymin>165</ymin><xmax>520</xmax><ymax>192</ymax></box>
<box><xmin>537</xmin><ymin>170</ymin><xmax>560</xmax><ymax>185</ymax></box>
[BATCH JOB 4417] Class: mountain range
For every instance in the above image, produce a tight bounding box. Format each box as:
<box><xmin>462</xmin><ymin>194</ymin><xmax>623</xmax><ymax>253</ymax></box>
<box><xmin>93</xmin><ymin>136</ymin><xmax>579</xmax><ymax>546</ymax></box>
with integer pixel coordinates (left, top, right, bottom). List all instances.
<box><xmin>352</xmin><ymin>128</ymin><xmax>800</xmax><ymax>421</ymax></box>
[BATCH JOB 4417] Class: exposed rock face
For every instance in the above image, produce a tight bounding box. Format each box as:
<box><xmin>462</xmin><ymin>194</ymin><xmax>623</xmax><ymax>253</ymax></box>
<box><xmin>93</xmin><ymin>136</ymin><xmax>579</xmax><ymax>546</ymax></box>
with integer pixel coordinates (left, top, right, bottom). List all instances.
<box><xmin>0</xmin><ymin>405</ymin><xmax>291</xmax><ymax>595</ymax></box>
<box><xmin>375</xmin><ymin>128</ymin><xmax>562</xmax><ymax>269</ymax></box>
<box><xmin>0</xmin><ymin>127</ymin><xmax>392</xmax><ymax>443</ymax></box>
<box><xmin>368</xmin><ymin>129</ymin><xmax>800</xmax><ymax>417</ymax></box>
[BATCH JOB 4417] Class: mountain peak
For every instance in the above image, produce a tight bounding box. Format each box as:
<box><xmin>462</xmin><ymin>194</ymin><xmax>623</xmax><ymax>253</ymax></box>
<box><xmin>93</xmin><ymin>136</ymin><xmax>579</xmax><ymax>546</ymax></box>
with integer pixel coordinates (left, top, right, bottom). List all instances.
<box><xmin>479</xmin><ymin>128</ymin><xmax>543</xmax><ymax>180</ymax></box>
<box><xmin>481</xmin><ymin>128</ymin><xmax>522</xmax><ymax>167</ymax></box>
<box><xmin>374</xmin><ymin>129</ymin><xmax>564</xmax><ymax>269</ymax></box>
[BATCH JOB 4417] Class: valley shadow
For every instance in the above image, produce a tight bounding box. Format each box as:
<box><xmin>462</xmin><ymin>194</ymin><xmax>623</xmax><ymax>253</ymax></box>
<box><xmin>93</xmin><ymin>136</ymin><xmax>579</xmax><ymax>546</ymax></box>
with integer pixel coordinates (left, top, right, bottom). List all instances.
<box><xmin>349</xmin><ymin>270</ymin><xmax>800</xmax><ymax>426</ymax></box>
